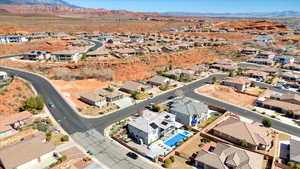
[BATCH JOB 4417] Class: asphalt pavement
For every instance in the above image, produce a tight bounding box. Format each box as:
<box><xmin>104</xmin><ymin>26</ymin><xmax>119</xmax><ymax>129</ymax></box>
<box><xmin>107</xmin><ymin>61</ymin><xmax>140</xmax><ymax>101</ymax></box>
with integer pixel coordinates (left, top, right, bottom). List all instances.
<box><xmin>1</xmin><ymin>63</ymin><xmax>300</xmax><ymax>168</ymax></box>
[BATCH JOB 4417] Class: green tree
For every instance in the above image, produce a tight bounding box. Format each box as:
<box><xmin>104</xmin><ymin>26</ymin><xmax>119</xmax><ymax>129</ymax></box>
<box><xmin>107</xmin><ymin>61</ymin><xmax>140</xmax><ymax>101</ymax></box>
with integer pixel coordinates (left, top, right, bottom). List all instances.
<box><xmin>240</xmin><ymin>139</ymin><xmax>248</xmax><ymax>147</ymax></box>
<box><xmin>170</xmin><ymin>156</ymin><xmax>175</xmax><ymax>163</ymax></box>
<box><xmin>229</xmin><ymin>71</ymin><xmax>234</xmax><ymax>77</ymax></box>
<box><xmin>288</xmin><ymin>162</ymin><xmax>296</xmax><ymax>168</ymax></box>
<box><xmin>250</xmin><ymin>81</ymin><xmax>256</xmax><ymax>87</ymax></box>
<box><xmin>61</xmin><ymin>135</ymin><xmax>69</xmax><ymax>142</ymax></box>
<box><xmin>262</xmin><ymin>118</ymin><xmax>272</xmax><ymax>128</ymax></box>
<box><xmin>212</xmin><ymin>77</ymin><xmax>217</xmax><ymax>84</ymax></box>
<box><xmin>21</xmin><ymin>95</ymin><xmax>44</xmax><ymax>111</ymax></box>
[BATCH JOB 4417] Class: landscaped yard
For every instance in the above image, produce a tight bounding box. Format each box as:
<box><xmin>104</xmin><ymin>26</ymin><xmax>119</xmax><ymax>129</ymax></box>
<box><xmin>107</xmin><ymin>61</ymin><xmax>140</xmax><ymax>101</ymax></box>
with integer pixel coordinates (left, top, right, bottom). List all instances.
<box><xmin>198</xmin><ymin>116</ymin><xmax>218</xmax><ymax>128</ymax></box>
<box><xmin>132</xmin><ymin>92</ymin><xmax>151</xmax><ymax>100</ymax></box>
<box><xmin>159</xmin><ymin>84</ymin><xmax>177</xmax><ymax>91</ymax></box>
<box><xmin>79</xmin><ymin>104</ymin><xmax>119</xmax><ymax>116</ymax></box>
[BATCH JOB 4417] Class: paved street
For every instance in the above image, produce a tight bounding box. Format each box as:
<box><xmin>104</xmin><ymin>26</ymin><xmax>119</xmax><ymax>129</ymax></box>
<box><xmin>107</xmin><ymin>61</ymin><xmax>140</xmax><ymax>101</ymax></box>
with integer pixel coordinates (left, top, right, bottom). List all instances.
<box><xmin>1</xmin><ymin>64</ymin><xmax>300</xmax><ymax>168</ymax></box>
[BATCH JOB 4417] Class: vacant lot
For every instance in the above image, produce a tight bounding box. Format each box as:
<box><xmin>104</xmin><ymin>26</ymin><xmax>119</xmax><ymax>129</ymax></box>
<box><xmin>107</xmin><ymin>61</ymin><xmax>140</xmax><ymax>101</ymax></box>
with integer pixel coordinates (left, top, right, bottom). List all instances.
<box><xmin>0</xmin><ymin>78</ymin><xmax>34</xmax><ymax>118</ymax></box>
<box><xmin>52</xmin><ymin>79</ymin><xmax>109</xmax><ymax>109</ymax></box>
<box><xmin>197</xmin><ymin>84</ymin><xmax>257</xmax><ymax>108</ymax></box>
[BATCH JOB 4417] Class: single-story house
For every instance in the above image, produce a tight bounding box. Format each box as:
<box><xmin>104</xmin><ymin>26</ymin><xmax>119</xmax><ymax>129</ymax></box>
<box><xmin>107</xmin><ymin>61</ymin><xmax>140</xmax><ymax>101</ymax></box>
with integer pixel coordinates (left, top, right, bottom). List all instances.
<box><xmin>194</xmin><ymin>142</ymin><xmax>264</xmax><ymax>169</ymax></box>
<box><xmin>247</xmin><ymin>58</ymin><xmax>274</xmax><ymax>66</ymax></box>
<box><xmin>79</xmin><ymin>91</ymin><xmax>107</xmax><ymax>107</ymax></box>
<box><xmin>86</xmin><ymin>49</ymin><xmax>110</xmax><ymax>58</ymax></box>
<box><xmin>270</xmin><ymin>93</ymin><xmax>300</xmax><ymax>105</ymax></box>
<box><xmin>244</xmin><ymin>69</ymin><xmax>268</xmax><ymax>81</ymax></box>
<box><xmin>256</xmin><ymin>98</ymin><xmax>300</xmax><ymax>119</ymax></box>
<box><xmin>51</xmin><ymin>50</ymin><xmax>81</xmax><ymax>62</ymax></box>
<box><xmin>127</xmin><ymin>111</ymin><xmax>176</xmax><ymax>145</ymax></box>
<box><xmin>240</xmin><ymin>47</ymin><xmax>258</xmax><ymax>55</ymax></box>
<box><xmin>22</xmin><ymin>50</ymin><xmax>50</xmax><ymax>61</ymax></box>
<box><xmin>255</xmin><ymin>51</ymin><xmax>275</xmax><ymax>59</ymax></box>
<box><xmin>0</xmin><ymin>35</ymin><xmax>28</xmax><ymax>44</ymax></box>
<box><xmin>221</xmin><ymin>77</ymin><xmax>251</xmax><ymax>91</ymax></box>
<box><xmin>274</xmin><ymin>55</ymin><xmax>295</xmax><ymax>64</ymax></box>
<box><xmin>97</xmin><ymin>88</ymin><xmax>124</xmax><ymax>102</ymax></box>
<box><xmin>283</xmin><ymin>63</ymin><xmax>300</xmax><ymax>71</ymax></box>
<box><xmin>212</xmin><ymin>117</ymin><xmax>272</xmax><ymax>150</ymax></box>
<box><xmin>166</xmin><ymin>69</ymin><xmax>194</xmax><ymax>81</ymax></box>
<box><xmin>169</xmin><ymin>97</ymin><xmax>209</xmax><ymax>126</ymax></box>
<box><xmin>281</xmin><ymin>72</ymin><xmax>300</xmax><ymax>81</ymax></box>
<box><xmin>0</xmin><ymin>134</ymin><xmax>57</xmax><ymax>169</ymax></box>
<box><xmin>148</xmin><ymin>75</ymin><xmax>173</xmax><ymax>86</ymax></box>
<box><xmin>119</xmin><ymin>81</ymin><xmax>152</xmax><ymax>94</ymax></box>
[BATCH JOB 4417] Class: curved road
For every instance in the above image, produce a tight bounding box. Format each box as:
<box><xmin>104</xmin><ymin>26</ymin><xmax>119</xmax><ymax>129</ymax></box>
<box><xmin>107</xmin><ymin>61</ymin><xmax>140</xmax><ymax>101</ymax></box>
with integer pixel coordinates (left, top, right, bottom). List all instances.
<box><xmin>1</xmin><ymin>66</ymin><xmax>300</xmax><ymax>168</ymax></box>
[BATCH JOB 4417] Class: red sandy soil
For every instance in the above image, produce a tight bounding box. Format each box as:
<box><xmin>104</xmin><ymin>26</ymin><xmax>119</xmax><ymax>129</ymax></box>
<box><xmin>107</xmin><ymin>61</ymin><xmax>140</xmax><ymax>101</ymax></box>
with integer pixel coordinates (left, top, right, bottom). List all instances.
<box><xmin>0</xmin><ymin>38</ymin><xmax>68</xmax><ymax>56</ymax></box>
<box><xmin>52</xmin><ymin>79</ymin><xmax>109</xmax><ymax>109</ymax></box>
<box><xmin>0</xmin><ymin>78</ymin><xmax>34</xmax><ymax>119</ymax></box>
<box><xmin>197</xmin><ymin>84</ymin><xmax>257</xmax><ymax>108</ymax></box>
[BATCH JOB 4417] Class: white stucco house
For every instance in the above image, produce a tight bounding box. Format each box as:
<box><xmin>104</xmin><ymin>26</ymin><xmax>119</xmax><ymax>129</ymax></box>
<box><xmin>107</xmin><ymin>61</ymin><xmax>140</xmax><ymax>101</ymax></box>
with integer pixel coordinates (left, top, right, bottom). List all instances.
<box><xmin>0</xmin><ymin>71</ymin><xmax>8</xmax><ymax>80</ymax></box>
<box><xmin>127</xmin><ymin>111</ymin><xmax>176</xmax><ymax>145</ymax></box>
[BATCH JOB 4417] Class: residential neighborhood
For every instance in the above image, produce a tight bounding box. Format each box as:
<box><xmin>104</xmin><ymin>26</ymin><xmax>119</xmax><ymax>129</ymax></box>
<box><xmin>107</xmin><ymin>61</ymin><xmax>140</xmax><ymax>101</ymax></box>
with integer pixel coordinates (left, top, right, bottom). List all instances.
<box><xmin>1</xmin><ymin>1</ymin><xmax>300</xmax><ymax>169</ymax></box>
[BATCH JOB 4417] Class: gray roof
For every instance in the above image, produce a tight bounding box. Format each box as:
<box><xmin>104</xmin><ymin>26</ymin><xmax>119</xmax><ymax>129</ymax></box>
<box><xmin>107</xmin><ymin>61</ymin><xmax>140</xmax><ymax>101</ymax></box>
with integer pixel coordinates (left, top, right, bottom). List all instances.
<box><xmin>170</xmin><ymin>97</ymin><xmax>208</xmax><ymax>116</ymax></box>
<box><xmin>80</xmin><ymin>91</ymin><xmax>106</xmax><ymax>102</ymax></box>
<box><xmin>195</xmin><ymin>143</ymin><xmax>263</xmax><ymax>169</ymax></box>
<box><xmin>121</xmin><ymin>81</ymin><xmax>143</xmax><ymax>92</ymax></box>
<box><xmin>148</xmin><ymin>75</ymin><xmax>170</xmax><ymax>85</ymax></box>
<box><xmin>52</xmin><ymin>50</ymin><xmax>79</xmax><ymax>55</ymax></box>
<box><xmin>290</xmin><ymin>139</ymin><xmax>300</xmax><ymax>163</ymax></box>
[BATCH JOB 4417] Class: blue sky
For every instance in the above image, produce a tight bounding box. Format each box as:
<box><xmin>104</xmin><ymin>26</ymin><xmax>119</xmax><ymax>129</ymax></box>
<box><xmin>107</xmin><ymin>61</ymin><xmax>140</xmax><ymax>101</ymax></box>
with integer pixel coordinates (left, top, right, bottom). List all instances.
<box><xmin>66</xmin><ymin>0</ymin><xmax>300</xmax><ymax>13</ymax></box>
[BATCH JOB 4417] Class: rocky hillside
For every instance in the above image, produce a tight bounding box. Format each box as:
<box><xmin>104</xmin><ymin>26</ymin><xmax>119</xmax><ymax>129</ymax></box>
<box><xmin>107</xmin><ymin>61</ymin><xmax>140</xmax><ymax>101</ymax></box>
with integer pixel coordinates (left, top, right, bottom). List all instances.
<box><xmin>0</xmin><ymin>4</ymin><xmax>148</xmax><ymax>17</ymax></box>
<box><xmin>0</xmin><ymin>0</ymin><xmax>78</xmax><ymax>7</ymax></box>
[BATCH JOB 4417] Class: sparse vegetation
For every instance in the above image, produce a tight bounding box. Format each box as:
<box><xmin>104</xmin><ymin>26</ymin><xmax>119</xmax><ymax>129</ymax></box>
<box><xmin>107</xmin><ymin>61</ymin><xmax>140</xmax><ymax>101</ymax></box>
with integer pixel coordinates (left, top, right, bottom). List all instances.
<box><xmin>20</xmin><ymin>95</ymin><xmax>44</xmax><ymax>112</ymax></box>
<box><xmin>262</xmin><ymin>118</ymin><xmax>272</xmax><ymax>128</ymax></box>
<box><xmin>152</xmin><ymin>104</ymin><xmax>168</xmax><ymax>112</ymax></box>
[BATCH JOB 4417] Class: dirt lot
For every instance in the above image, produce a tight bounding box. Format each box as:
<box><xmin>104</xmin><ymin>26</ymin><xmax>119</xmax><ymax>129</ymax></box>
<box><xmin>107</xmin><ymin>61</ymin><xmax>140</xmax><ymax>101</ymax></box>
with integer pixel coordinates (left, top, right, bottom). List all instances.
<box><xmin>0</xmin><ymin>77</ymin><xmax>34</xmax><ymax>118</ymax></box>
<box><xmin>197</xmin><ymin>84</ymin><xmax>257</xmax><ymax>108</ymax></box>
<box><xmin>52</xmin><ymin>79</ymin><xmax>109</xmax><ymax>109</ymax></box>
<box><xmin>0</xmin><ymin>14</ymin><xmax>190</xmax><ymax>33</ymax></box>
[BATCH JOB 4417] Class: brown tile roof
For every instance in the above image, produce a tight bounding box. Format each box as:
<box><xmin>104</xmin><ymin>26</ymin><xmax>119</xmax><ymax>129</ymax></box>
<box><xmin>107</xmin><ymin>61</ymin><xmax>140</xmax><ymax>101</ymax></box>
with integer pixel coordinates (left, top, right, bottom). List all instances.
<box><xmin>223</xmin><ymin>77</ymin><xmax>251</xmax><ymax>85</ymax></box>
<box><xmin>263</xmin><ymin>99</ymin><xmax>300</xmax><ymax>115</ymax></box>
<box><xmin>0</xmin><ymin>134</ymin><xmax>55</xmax><ymax>169</ymax></box>
<box><xmin>195</xmin><ymin>143</ymin><xmax>263</xmax><ymax>169</ymax></box>
<box><xmin>213</xmin><ymin>117</ymin><xmax>271</xmax><ymax>147</ymax></box>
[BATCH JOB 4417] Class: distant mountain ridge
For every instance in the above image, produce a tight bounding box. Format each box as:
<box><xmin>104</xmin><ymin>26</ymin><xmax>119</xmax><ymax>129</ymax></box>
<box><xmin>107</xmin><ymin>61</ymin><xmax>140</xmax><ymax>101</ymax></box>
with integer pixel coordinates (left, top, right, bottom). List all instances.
<box><xmin>0</xmin><ymin>0</ymin><xmax>79</xmax><ymax>8</ymax></box>
<box><xmin>162</xmin><ymin>11</ymin><xmax>300</xmax><ymax>18</ymax></box>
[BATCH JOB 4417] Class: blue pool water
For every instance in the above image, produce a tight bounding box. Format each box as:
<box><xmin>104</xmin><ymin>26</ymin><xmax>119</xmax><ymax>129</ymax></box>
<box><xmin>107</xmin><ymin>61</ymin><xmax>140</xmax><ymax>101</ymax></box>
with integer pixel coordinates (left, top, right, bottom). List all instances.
<box><xmin>164</xmin><ymin>131</ymin><xmax>191</xmax><ymax>147</ymax></box>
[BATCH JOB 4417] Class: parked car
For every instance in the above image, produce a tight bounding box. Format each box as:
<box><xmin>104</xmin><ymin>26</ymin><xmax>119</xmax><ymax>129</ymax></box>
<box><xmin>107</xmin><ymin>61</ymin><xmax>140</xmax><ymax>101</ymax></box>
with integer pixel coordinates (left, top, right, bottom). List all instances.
<box><xmin>168</xmin><ymin>95</ymin><xmax>177</xmax><ymax>100</ymax></box>
<box><xmin>127</xmin><ymin>152</ymin><xmax>138</xmax><ymax>159</ymax></box>
<box><xmin>87</xmin><ymin>150</ymin><xmax>93</xmax><ymax>155</ymax></box>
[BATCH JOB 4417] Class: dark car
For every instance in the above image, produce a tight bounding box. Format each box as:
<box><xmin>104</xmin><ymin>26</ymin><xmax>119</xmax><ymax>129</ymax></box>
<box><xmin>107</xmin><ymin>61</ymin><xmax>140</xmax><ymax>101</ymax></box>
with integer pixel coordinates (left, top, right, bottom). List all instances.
<box><xmin>48</xmin><ymin>103</ymin><xmax>55</xmax><ymax>108</ymax></box>
<box><xmin>127</xmin><ymin>152</ymin><xmax>138</xmax><ymax>159</ymax></box>
<box><xmin>168</xmin><ymin>95</ymin><xmax>176</xmax><ymax>100</ymax></box>
<box><xmin>87</xmin><ymin>150</ymin><xmax>93</xmax><ymax>155</ymax></box>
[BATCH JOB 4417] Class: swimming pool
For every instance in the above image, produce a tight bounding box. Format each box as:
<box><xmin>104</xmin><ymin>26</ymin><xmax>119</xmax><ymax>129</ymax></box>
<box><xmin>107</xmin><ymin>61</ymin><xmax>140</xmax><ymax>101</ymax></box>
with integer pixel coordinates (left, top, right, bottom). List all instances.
<box><xmin>164</xmin><ymin>131</ymin><xmax>192</xmax><ymax>147</ymax></box>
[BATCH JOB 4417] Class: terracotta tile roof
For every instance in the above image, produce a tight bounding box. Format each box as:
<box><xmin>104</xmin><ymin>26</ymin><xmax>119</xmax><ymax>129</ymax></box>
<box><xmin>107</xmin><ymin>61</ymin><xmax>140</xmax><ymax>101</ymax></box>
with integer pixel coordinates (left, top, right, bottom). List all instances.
<box><xmin>0</xmin><ymin>134</ymin><xmax>55</xmax><ymax>169</ymax></box>
<box><xmin>195</xmin><ymin>143</ymin><xmax>263</xmax><ymax>169</ymax></box>
<box><xmin>213</xmin><ymin>117</ymin><xmax>271</xmax><ymax>146</ymax></box>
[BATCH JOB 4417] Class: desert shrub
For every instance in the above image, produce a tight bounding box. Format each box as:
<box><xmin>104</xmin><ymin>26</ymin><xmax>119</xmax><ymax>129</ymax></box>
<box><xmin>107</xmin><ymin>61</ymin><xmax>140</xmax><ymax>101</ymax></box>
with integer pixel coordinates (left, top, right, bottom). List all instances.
<box><xmin>20</xmin><ymin>95</ymin><xmax>44</xmax><ymax>111</ymax></box>
<box><xmin>262</xmin><ymin>118</ymin><xmax>272</xmax><ymax>128</ymax></box>
<box><xmin>170</xmin><ymin>156</ymin><xmax>175</xmax><ymax>163</ymax></box>
<box><xmin>61</xmin><ymin>135</ymin><xmax>69</xmax><ymax>142</ymax></box>
<box><xmin>36</xmin><ymin>123</ymin><xmax>48</xmax><ymax>132</ymax></box>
